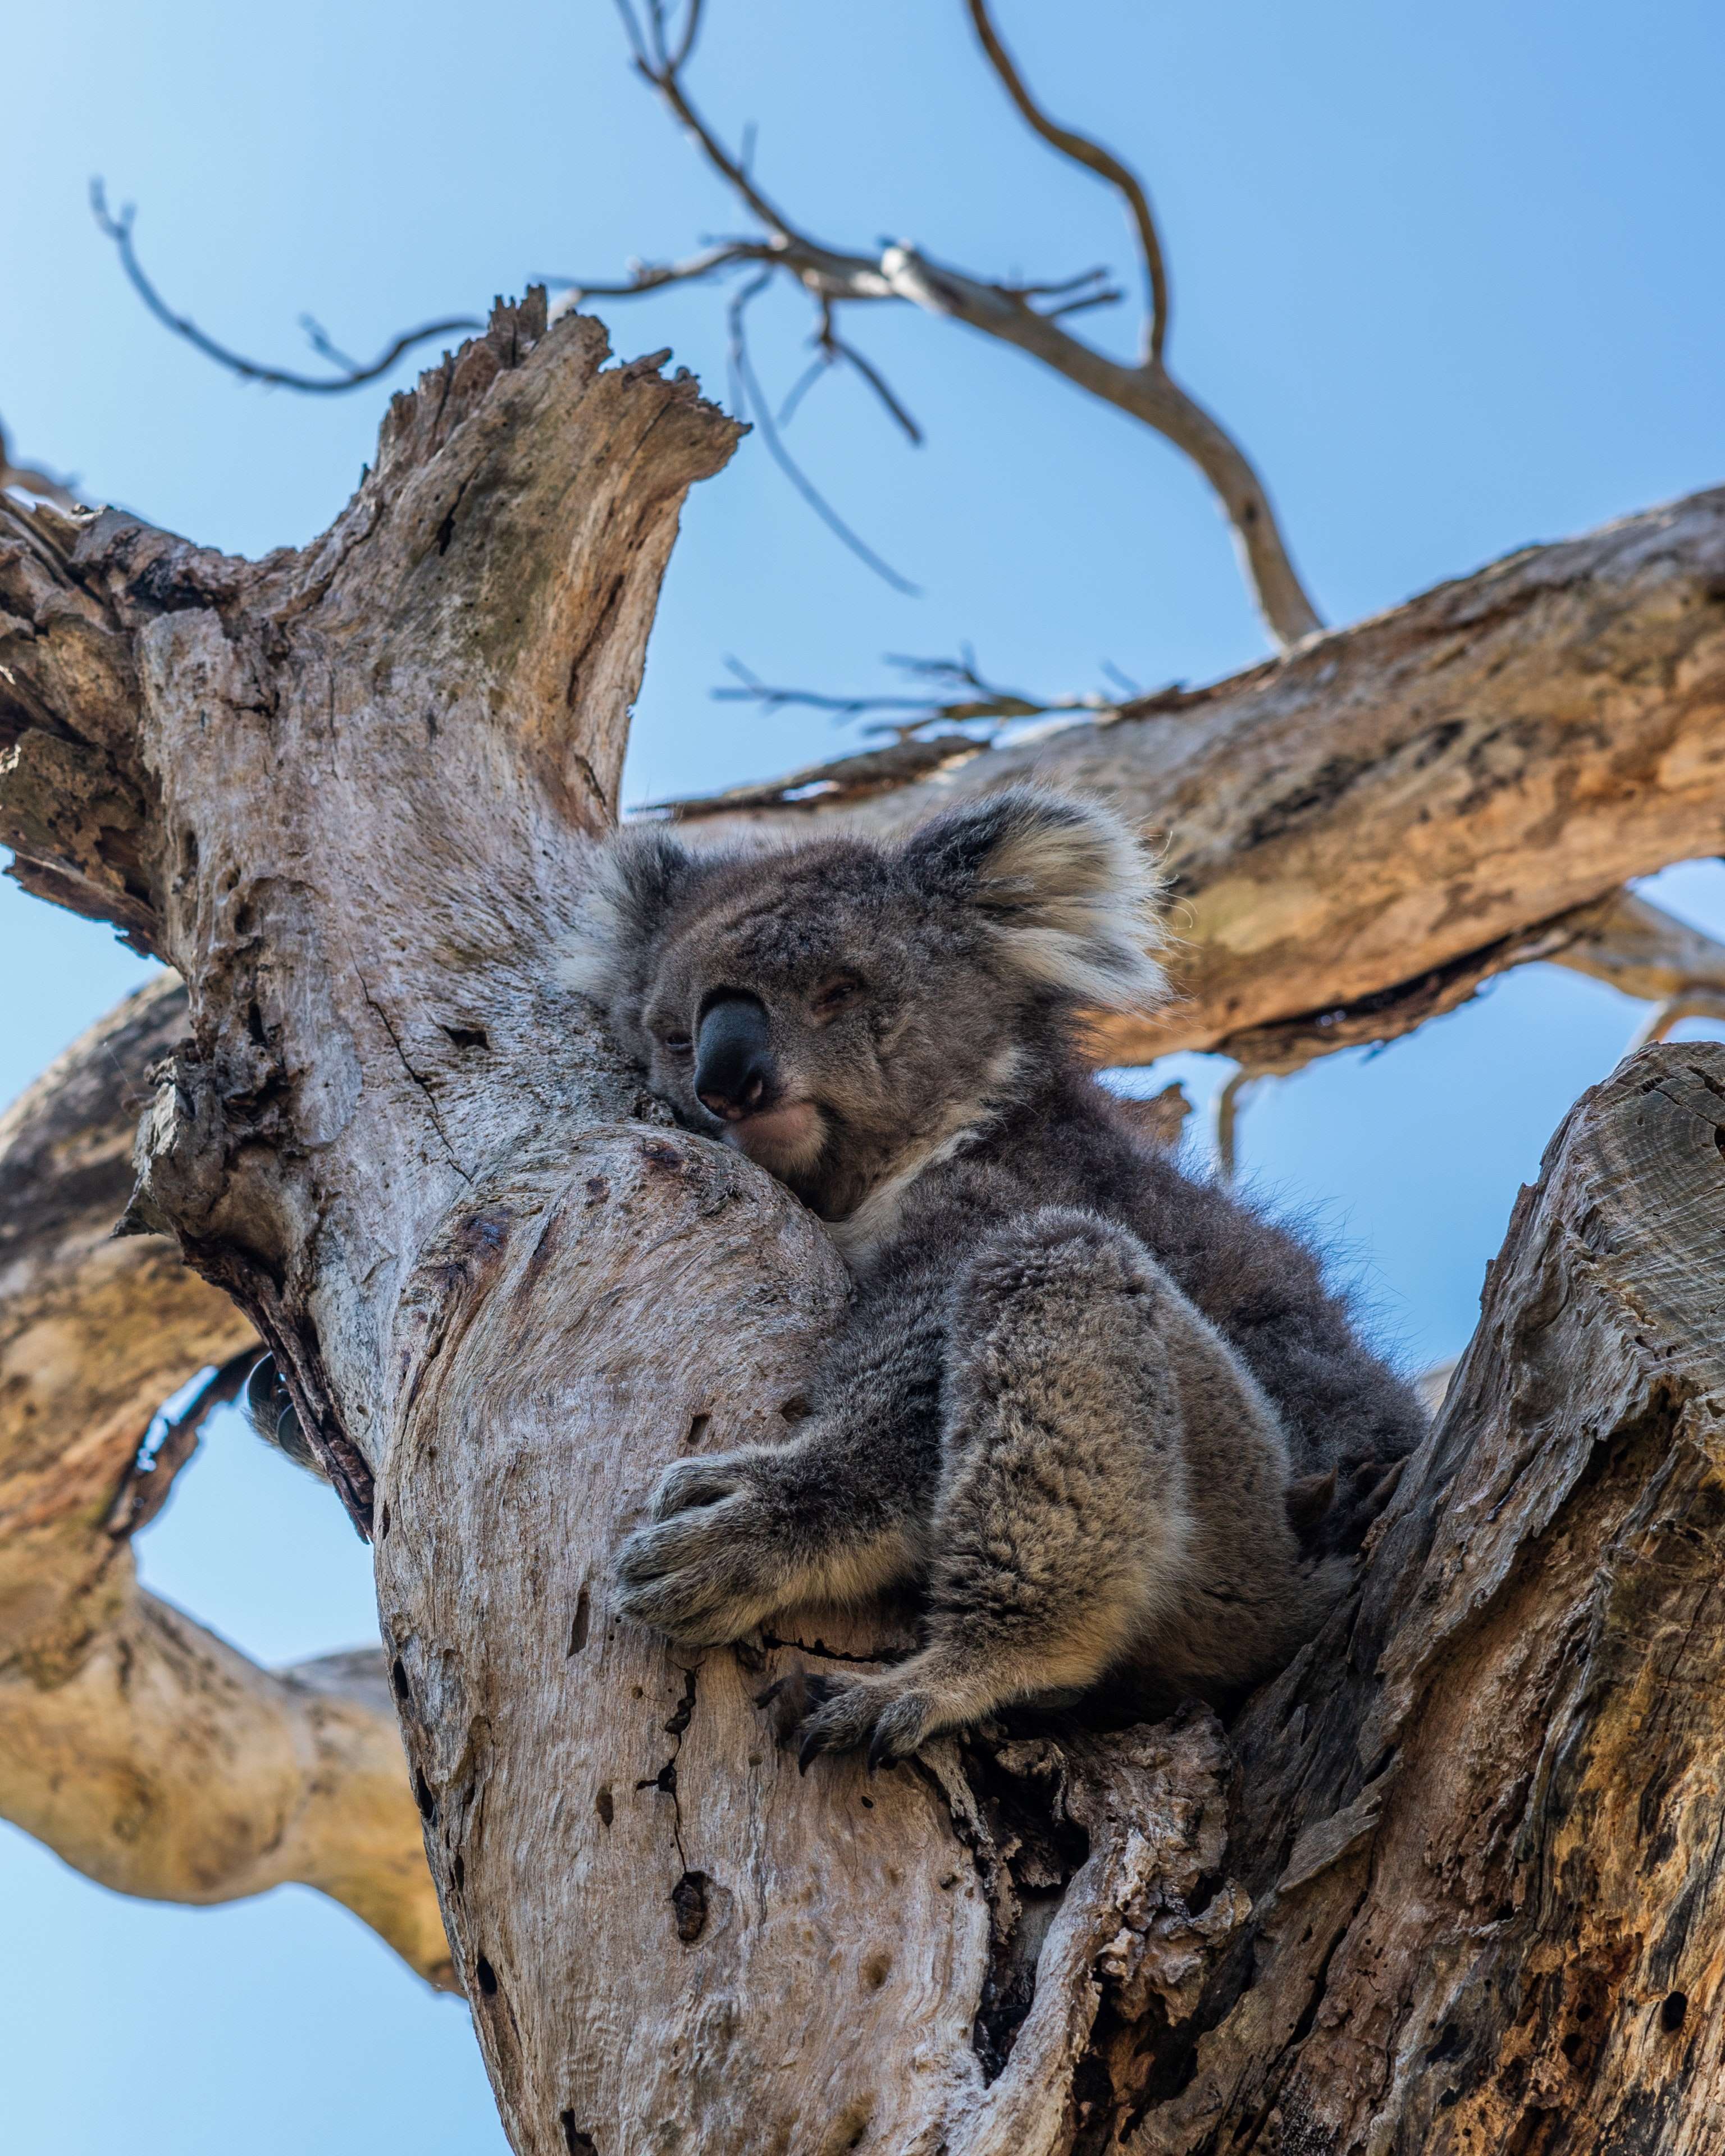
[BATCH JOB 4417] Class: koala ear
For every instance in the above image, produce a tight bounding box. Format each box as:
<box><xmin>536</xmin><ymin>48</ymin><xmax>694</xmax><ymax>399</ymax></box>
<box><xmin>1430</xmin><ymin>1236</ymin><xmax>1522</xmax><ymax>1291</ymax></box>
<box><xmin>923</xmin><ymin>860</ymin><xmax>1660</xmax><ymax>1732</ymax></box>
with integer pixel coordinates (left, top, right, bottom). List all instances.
<box><xmin>901</xmin><ymin>788</ymin><xmax>1168</xmax><ymax>1013</ymax></box>
<box><xmin>554</xmin><ymin>827</ymin><xmax>708</xmax><ymax>1007</ymax></box>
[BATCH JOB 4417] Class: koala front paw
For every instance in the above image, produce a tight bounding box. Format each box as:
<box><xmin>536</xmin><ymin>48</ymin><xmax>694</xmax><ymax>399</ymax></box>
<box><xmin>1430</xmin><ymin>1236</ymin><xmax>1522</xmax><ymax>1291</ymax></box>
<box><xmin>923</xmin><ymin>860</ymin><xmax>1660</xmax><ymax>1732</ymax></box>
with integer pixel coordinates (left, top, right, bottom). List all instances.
<box><xmin>614</xmin><ymin>1449</ymin><xmax>790</xmax><ymax>1647</ymax></box>
<box><xmin>795</xmin><ymin>1668</ymin><xmax>944</xmax><ymax>1773</ymax></box>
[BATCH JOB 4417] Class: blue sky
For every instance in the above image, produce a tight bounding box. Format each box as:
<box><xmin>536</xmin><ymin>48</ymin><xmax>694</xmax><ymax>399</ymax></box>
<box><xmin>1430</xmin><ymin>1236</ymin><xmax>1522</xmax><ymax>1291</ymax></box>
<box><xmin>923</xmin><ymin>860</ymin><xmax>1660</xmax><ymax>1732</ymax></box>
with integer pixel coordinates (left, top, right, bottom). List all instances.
<box><xmin>4</xmin><ymin>3</ymin><xmax>1724</xmax><ymax>2149</ymax></box>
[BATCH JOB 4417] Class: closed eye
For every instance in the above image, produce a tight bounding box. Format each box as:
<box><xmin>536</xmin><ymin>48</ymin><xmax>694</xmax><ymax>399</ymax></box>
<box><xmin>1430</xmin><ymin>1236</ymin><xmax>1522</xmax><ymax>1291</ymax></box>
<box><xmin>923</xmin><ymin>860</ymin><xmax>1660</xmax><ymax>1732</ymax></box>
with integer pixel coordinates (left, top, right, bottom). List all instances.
<box><xmin>663</xmin><ymin>1033</ymin><xmax>692</xmax><ymax>1057</ymax></box>
<box><xmin>811</xmin><ymin>974</ymin><xmax>862</xmax><ymax>1021</ymax></box>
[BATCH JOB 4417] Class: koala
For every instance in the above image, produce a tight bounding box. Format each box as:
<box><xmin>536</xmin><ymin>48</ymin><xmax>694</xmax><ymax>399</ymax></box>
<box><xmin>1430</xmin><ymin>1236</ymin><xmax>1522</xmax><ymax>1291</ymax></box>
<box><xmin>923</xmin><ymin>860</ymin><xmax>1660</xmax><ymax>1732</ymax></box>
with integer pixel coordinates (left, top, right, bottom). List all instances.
<box><xmin>562</xmin><ymin>788</ymin><xmax>1426</xmax><ymax>1767</ymax></box>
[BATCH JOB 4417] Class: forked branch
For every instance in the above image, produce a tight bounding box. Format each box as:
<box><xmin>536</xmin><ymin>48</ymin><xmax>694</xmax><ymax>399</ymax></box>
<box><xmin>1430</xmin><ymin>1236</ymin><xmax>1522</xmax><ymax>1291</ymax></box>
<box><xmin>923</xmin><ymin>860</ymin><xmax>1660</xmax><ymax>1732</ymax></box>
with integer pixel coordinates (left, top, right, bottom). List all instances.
<box><xmin>552</xmin><ymin>0</ymin><xmax>1322</xmax><ymax>646</ymax></box>
<box><xmin>90</xmin><ymin>182</ymin><xmax>481</xmax><ymax>395</ymax></box>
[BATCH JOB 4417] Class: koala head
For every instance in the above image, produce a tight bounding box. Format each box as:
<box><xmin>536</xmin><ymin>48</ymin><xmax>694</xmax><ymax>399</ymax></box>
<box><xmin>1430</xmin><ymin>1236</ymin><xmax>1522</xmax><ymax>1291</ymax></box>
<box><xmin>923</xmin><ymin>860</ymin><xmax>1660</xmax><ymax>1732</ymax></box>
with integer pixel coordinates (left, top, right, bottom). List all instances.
<box><xmin>558</xmin><ymin>788</ymin><xmax>1166</xmax><ymax>1217</ymax></box>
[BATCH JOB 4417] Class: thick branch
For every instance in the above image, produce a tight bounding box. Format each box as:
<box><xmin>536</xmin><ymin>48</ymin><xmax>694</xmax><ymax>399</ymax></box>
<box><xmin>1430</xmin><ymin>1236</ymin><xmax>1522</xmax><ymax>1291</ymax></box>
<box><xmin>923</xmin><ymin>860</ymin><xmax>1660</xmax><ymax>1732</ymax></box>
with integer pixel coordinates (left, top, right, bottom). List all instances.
<box><xmin>0</xmin><ymin>976</ymin><xmax>449</xmax><ymax>1983</ymax></box>
<box><xmin>667</xmin><ymin>486</ymin><xmax>1725</xmax><ymax>1066</ymax></box>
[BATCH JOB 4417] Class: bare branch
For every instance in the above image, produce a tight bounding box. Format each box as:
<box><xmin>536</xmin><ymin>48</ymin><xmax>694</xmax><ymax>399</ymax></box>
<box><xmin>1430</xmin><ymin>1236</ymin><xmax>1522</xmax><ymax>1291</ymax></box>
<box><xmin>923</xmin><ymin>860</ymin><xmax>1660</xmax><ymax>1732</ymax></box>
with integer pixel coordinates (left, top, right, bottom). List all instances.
<box><xmin>726</xmin><ymin>272</ymin><xmax>920</xmax><ymax>595</ymax></box>
<box><xmin>541</xmin><ymin>238</ymin><xmax>773</xmax><ymax>304</ymax></box>
<box><xmin>90</xmin><ymin>181</ymin><xmax>481</xmax><ymax>394</ymax></box>
<box><xmin>547</xmin><ymin>4</ymin><xmax>1323</xmax><ymax>649</ymax></box>
<box><xmin>964</xmin><ymin>0</ymin><xmax>1170</xmax><ymax>364</ymax></box>
<box><xmin>820</xmin><ymin>317</ymin><xmax>924</xmax><ymax>444</ymax></box>
<box><xmin>713</xmin><ymin>648</ymin><xmax>1134</xmax><ymax>736</ymax></box>
<box><xmin>614</xmin><ymin>0</ymin><xmax>800</xmax><ymax>236</ymax></box>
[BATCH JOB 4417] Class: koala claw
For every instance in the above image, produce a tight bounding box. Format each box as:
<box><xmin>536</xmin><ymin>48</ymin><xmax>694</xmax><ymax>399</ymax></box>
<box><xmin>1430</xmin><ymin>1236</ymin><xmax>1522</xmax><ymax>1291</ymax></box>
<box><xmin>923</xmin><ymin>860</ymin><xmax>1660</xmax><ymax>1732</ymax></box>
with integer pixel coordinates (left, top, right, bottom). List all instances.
<box><xmin>612</xmin><ymin>1495</ymin><xmax>782</xmax><ymax>1647</ymax></box>
<box><xmin>794</xmin><ymin>1669</ymin><xmax>941</xmax><ymax>1771</ymax></box>
<box><xmin>650</xmin><ymin>1450</ymin><xmax>761</xmax><ymax>1522</ymax></box>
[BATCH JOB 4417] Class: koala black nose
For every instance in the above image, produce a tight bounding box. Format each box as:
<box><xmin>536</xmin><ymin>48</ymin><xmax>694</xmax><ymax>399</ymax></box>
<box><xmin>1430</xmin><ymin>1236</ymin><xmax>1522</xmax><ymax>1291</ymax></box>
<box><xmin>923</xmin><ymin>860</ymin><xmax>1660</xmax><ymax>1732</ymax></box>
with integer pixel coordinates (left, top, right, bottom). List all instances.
<box><xmin>695</xmin><ymin>993</ymin><xmax>775</xmax><ymax>1121</ymax></box>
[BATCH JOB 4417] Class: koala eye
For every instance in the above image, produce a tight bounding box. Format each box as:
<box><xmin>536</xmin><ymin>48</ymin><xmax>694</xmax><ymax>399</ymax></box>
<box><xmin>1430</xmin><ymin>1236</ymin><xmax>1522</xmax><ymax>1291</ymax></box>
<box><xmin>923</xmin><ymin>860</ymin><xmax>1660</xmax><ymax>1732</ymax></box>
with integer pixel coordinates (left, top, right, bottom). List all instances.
<box><xmin>662</xmin><ymin>1033</ymin><xmax>693</xmax><ymax>1057</ymax></box>
<box><xmin>811</xmin><ymin>974</ymin><xmax>863</xmax><ymax>1022</ymax></box>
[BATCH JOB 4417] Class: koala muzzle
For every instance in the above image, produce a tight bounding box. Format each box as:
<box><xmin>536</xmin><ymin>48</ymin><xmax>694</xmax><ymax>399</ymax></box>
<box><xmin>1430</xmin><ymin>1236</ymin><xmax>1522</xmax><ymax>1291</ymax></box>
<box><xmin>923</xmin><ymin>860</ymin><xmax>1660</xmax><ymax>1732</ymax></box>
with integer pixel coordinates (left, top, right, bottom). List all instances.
<box><xmin>695</xmin><ymin>992</ymin><xmax>776</xmax><ymax>1120</ymax></box>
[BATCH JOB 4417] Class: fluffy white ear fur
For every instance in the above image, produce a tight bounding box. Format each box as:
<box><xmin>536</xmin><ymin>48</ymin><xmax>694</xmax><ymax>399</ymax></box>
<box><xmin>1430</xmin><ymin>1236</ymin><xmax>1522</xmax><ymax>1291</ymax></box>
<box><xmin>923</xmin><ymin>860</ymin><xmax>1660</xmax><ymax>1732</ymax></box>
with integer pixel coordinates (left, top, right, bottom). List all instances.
<box><xmin>552</xmin><ymin>828</ymin><xmax>698</xmax><ymax>1007</ymax></box>
<box><xmin>910</xmin><ymin>789</ymin><xmax>1169</xmax><ymax>1014</ymax></box>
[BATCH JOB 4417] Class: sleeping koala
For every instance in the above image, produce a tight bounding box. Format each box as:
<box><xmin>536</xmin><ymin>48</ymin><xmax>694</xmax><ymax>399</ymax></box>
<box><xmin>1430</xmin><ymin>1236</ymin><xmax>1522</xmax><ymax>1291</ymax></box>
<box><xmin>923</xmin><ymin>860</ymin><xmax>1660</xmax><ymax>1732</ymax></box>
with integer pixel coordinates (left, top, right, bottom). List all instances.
<box><xmin>563</xmin><ymin>788</ymin><xmax>1425</xmax><ymax>1767</ymax></box>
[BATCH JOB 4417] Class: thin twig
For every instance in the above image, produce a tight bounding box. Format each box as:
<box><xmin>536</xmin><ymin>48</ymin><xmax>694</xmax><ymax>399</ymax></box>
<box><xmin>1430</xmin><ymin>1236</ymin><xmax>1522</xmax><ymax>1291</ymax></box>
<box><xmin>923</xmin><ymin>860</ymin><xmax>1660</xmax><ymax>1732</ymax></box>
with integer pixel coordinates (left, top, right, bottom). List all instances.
<box><xmin>90</xmin><ymin>181</ymin><xmax>481</xmax><ymax>394</ymax></box>
<box><xmin>558</xmin><ymin>0</ymin><xmax>1321</xmax><ymax>648</ymax></box>
<box><xmin>614</xmin><ymin>0</ymin><xmax>797</xmax><ymax>235</ymax></box>
<box><xmin>727</xmin><ymin>276</ymin><xmax>920</xmax><ymax>595</ymax></box>
<box><xmin>540</xmin><ymin>239</ymin><xmax>772</xmax><ymax>303</ymax></box>
<box><xmin>825</xmin><ymin>325</ymin><xmax>924</xmax><ymax>444</ymax></box>
<box><xmin>714</xmin><ymin>647</ymin><xmax>1126</xmax><ymax>735</ymax></box>
<box><xmin>964</xmin><ymin>0</ymin><xmax>1170</xmax><ymax>365</ymax></box>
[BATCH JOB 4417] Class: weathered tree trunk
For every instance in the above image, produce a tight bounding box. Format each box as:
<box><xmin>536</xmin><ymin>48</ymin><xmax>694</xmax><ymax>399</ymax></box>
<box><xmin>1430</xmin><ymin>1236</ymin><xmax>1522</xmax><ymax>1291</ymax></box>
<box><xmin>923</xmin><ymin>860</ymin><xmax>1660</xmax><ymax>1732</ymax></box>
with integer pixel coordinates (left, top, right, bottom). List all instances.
<box><xmin>4</xmin><ymin>297</ymin><xmax>1725</xmax><ymax>2150</ymax></box>
<box><xmin>0</xmin><ymin>975</ymin><xmax>451</xmax><ymax>1983</ymax></box>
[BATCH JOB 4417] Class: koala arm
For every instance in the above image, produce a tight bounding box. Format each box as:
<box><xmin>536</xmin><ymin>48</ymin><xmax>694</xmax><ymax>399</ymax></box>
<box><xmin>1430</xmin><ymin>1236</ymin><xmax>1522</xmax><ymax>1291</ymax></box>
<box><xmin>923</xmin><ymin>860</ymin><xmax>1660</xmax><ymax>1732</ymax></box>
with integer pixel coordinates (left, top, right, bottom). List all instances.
<box><xmin>611</xmin><ymin>1251</ymin><xmax>948</xmax><ymax>1646</ymax></box>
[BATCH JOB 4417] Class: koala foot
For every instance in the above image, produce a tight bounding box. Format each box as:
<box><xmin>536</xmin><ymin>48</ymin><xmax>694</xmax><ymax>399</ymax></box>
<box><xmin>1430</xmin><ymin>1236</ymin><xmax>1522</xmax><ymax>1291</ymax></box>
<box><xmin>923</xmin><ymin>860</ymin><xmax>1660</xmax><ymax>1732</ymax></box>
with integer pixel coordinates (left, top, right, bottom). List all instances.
<box><xmin>795</xmin><ymin>1662</ymin><xmax>966</xmax><ymax>1772</ymax></box>
<box><xmin>613</xmin><ymin>1447</ymin><xmax>792</xmax><ymax>1647</ymax></box>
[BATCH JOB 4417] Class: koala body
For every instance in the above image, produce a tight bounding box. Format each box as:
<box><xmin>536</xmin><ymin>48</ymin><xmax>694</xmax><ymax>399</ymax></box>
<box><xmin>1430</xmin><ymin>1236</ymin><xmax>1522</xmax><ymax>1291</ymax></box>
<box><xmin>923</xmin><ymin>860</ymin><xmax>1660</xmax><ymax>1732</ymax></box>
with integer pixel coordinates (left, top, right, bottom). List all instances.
<box><xmin>565</xmin><ymin>789</ymin><xmax>1425</xmax><ymax>1765</ymax></box>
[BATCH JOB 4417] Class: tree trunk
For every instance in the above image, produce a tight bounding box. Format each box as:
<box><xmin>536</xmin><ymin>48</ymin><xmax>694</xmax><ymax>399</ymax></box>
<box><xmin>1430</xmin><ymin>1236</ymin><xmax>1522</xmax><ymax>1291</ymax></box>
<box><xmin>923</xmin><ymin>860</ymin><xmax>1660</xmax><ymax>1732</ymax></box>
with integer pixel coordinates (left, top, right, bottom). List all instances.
<box><xmin>4</xmin><ymin>298</ymin><xmax>1724</xmax><ymax>2150</ymax></box>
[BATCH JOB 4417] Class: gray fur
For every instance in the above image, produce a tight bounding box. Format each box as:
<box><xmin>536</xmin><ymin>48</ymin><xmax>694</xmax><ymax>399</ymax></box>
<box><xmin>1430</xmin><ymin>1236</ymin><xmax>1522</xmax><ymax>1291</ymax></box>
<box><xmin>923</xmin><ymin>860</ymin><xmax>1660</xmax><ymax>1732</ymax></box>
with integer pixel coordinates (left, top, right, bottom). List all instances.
<box><xmin>583</xmin><ymin>789</ymin><xmax>1426</xmax><ymax>1764</ymax></box>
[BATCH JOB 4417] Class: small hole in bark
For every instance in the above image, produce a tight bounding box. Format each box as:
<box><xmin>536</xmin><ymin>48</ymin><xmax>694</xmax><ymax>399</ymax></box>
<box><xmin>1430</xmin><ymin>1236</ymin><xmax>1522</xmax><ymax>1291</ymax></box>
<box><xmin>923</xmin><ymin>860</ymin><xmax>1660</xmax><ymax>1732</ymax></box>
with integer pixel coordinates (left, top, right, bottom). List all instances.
<box><xmin>779</xmin><ymin>1396</ymin><xmax>811</xmax><ymax>1423</ymax></box>
<box><xmin>452</xmin><ymin>1852</ymin><xmax>465</xmax><ymax>1892</ymax></box>
<box><xmin>378</xmin><ymin>1501</ymin><xmax>390</xmax><ymax>1537</ymax></box>
<box><xmin>413</xmin><ymin>1768</ymin><xmax>436</xmax><ymax>1821</ymax></box>
<box><xmin>568</xmin><ymin>1587</ymin><xmax>591</xmax><ymax>1655</ymax></box>
<box><xmin>671</xmin><ymin>1870</ymin><xmax>710</xmax><ymax>1944</ymax></box>
<box><xmin>559</xmin><ymin>2116</ymin><xmax>597</xmax><ymax>2155</ymax></box>
<box><xmin>247</xmin><ymin>1001</ymin><xmax>268</xmax><ymax>1045</ymax></box>
<box><xmin>391</xmin><ymin>1657</ymin><xmax>410</xmax><ymax>1704</ymax></box>
<box><xmin>436</xmin><ymin>506</ymin><xmax>457</xmax><ymax>554</ymax></box>
<box><xmin>861</xmin><ymin>1951</ymin><xmax>891</xmax><ymax>1992</ymax></box>
<box><xmin>595</xmin><ymin>1785</ymin><xmax>614</xmax><ymax>1827</ymax></box>
<box><xmin>474</xmin><ymin>1954</ymin><xmax>499</xmax><ymax>1997</ymax></box>
<box><xmin>442</xmin><ymin>1024</ymin><xmax>490</xmax><ymax>1050</ymax></box>
<box><xmin>683</xmin><ymin>1413</ymin><xmax>711</xmax><ymax>1451</ymax></box>
<box><xmin>1663</xmin><ymin>1991</ymin><xmax>1689</xmax><ymax>2033</ymax></box>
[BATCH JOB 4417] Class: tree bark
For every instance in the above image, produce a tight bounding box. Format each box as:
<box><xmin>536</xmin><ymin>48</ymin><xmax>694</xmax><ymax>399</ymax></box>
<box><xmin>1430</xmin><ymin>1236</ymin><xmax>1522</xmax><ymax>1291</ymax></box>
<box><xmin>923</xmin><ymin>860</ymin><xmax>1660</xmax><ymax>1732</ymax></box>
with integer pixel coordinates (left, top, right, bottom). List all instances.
<box><xmin>0</xmin><ymin>974</ymin><xmax>451</xmax><ymax>1984</ymax></box>
<box><xmin>5</xmin><ymin>298</ymin><xmax>1725</xmax><ymax>2150</ymax></box>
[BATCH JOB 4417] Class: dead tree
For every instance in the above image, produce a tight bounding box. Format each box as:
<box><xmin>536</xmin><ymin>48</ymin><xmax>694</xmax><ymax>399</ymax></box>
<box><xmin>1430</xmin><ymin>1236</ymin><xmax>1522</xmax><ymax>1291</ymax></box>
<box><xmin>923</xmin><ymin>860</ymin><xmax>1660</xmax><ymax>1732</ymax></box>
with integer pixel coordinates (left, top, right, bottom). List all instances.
<box><xmin>4</xmin><ymin>293</ymin><xmax>1725</xmax><ymax>2151</ymax></box>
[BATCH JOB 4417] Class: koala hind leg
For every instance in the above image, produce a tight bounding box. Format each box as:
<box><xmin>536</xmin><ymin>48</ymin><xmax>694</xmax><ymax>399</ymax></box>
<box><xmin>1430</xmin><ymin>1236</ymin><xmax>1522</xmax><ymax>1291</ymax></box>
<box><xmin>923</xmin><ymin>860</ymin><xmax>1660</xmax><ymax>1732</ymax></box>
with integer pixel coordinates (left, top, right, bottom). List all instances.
<box><xmin>798</xmin><ymin>1207</ymin><xmax>1194</xmax><ymax>1766</ymax></box>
